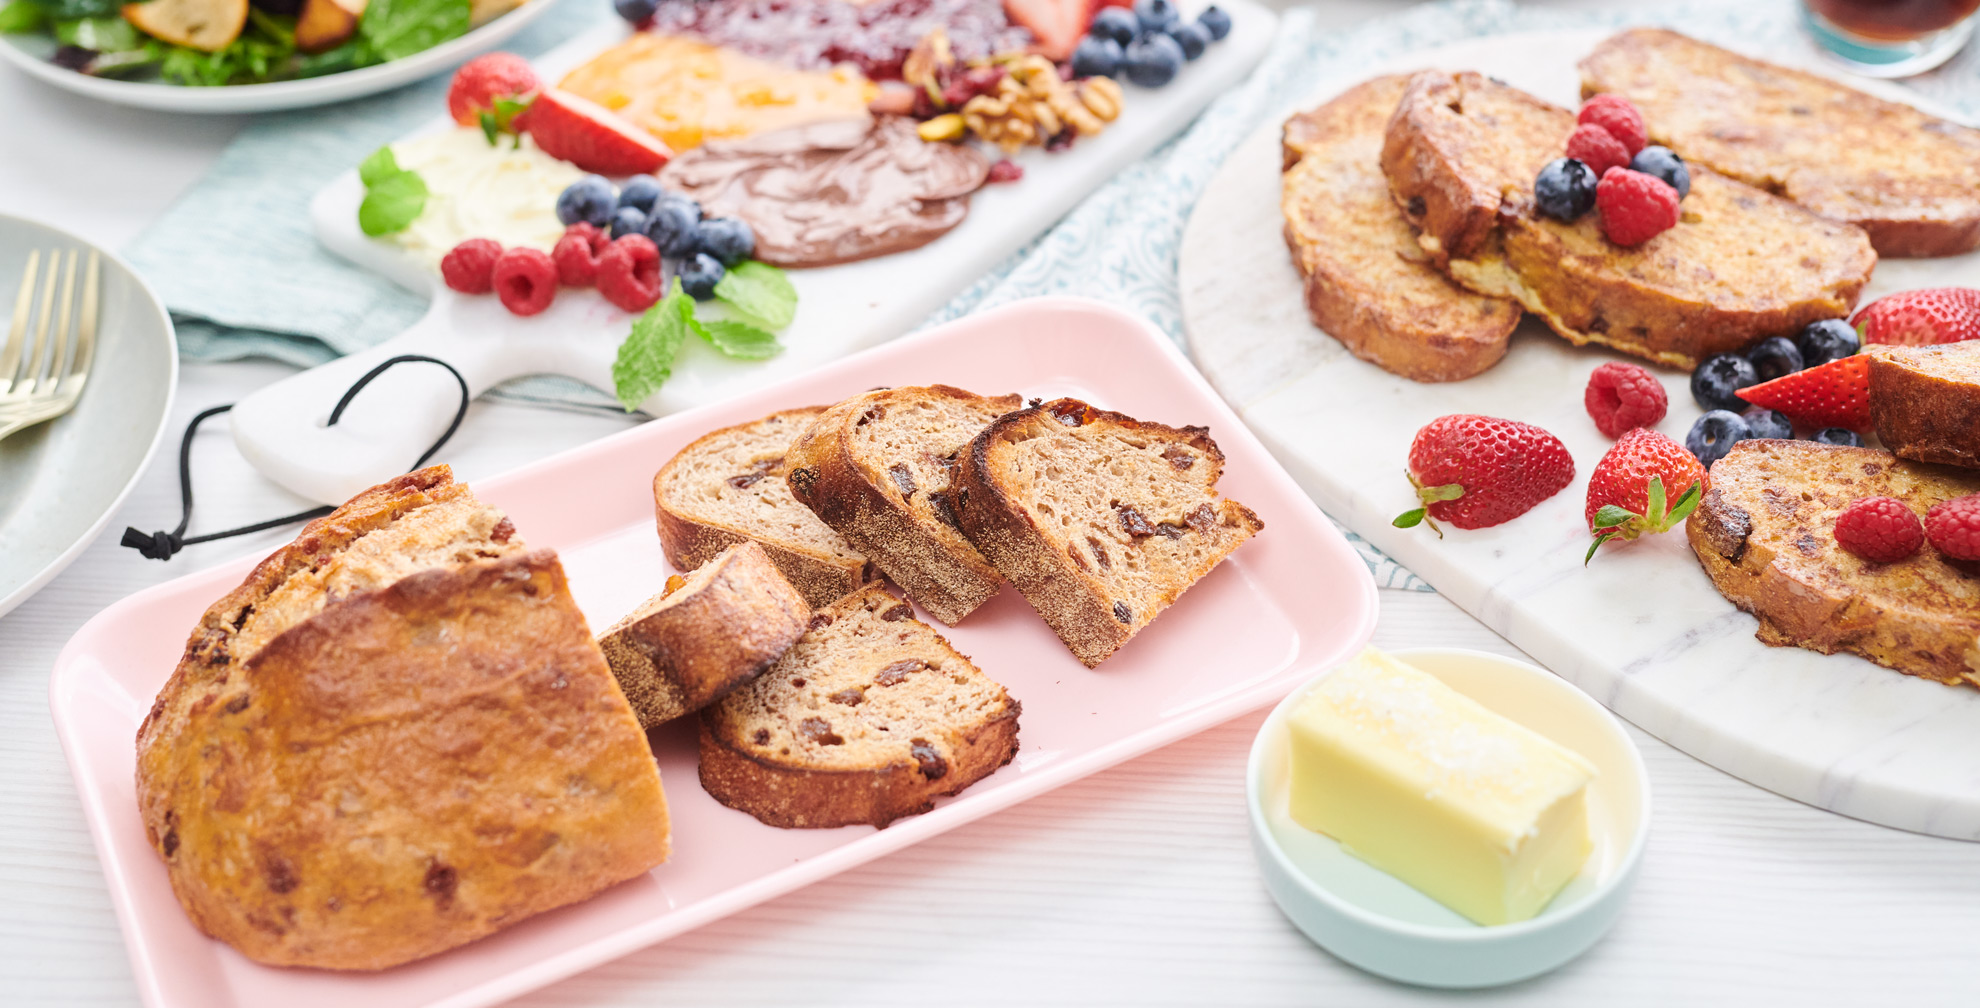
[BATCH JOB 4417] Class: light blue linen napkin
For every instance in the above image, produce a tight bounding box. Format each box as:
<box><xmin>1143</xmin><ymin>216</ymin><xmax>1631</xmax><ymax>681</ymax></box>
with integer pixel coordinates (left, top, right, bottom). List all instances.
<box><xmin>121</xmin><ymin>0</ymin><xmax>1980</xmax><ymax>591</ymax></box>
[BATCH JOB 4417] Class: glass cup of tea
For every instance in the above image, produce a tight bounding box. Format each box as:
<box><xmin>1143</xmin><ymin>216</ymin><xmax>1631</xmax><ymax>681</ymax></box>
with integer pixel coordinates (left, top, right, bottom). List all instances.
<box><xmin>1802</xmin><ymin>0</ymin><xmax>1980</xmax><ymax>76</ymax></box>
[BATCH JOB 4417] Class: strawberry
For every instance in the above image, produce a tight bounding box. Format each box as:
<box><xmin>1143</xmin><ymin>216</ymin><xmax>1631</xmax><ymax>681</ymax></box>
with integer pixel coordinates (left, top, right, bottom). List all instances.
<box><xmin>1004</xmin><ymin>0</ymin><xmax>1097</xmax><ymax>62</ymax></box>
<box><xmin>1584</xmin><ymin>428</ymin><xmax>1707</xmax><ymax>562</ymax></box>
<box><xmin>447</xmin><ymin>53</ymin><xmax>540</xmax><ymax>140</ymax></box>
<box><xmin>1851</xmin><ymin>287</ymin><xmax>1980</xmax><ymax>346</ymax></box>
<box><xmin>1393</xmin><ymin>414</ymin><xmax>1575</xmax><ymax>535</ymax></box>
<box><xmin>518</xmin><ymin>88</ymin><xmax>672</xmax><ymax>176</ymax></box>
<box><xmin>1735</xmin><ymin>354</ymin><xmax>1871</xmax><ymax>431</ymax></box>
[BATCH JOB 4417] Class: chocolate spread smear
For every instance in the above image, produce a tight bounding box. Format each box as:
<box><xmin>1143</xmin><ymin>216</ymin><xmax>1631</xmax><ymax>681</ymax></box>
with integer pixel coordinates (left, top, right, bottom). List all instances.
<box><xmin>658</xmin><ymin>116</ymin><xmax>990</xmax><ymax>267</ymax></box>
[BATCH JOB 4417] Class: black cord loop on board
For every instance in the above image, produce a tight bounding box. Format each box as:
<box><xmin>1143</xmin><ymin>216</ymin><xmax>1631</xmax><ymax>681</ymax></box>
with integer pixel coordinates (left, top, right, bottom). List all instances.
<box><xmin>120</xmin><ymin>355</ymin><xmax>470</xmax><ymax>561</ymax></box>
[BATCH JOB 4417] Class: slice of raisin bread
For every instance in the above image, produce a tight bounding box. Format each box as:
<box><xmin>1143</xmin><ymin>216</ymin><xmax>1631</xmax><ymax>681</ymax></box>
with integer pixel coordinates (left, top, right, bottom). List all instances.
<box><xmin>785</xmin><ymin>385</ymin><xmax>1022</xmax><ymax>625</ymax></box>
<box><xmin>598</xmin><ymin>541</ymin><xmax>811</xmax><ymax>729</ymax></box>
<box><xmin>653</xmin><ymin>407</ymin><xmax>869</xmax><ymax>608</ymax></box>
<box><xmin>698</xmin><ymin>585</ymin><xmax>1021</xmax><ymax>828</ymax></box>
<box><xmin>957</xmin><ymin>398</ymin><xmax>1264</xmax><ymax>667</ymax></box>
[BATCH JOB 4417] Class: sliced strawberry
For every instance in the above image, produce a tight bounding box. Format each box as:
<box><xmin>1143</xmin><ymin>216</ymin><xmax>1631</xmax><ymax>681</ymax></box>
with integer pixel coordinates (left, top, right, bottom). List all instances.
<box><xmin>1736</xmin><ymin>354</ymin><xmax>1871</xmax><ymax>431</ymax></box>
<box><xmin>1004</xmin><ymin>0</ymin><xmax>1097</xmax><ymax>62</ymax></box>
<box><xmin>518</xmin><ymin>88</ymin><xmax>671</xmax><ymax>176</ymax></box>
<box><xmin>1851</xmin><ymin>287</ymin><xmax>1980</xmax><ymax>346</ymax></box>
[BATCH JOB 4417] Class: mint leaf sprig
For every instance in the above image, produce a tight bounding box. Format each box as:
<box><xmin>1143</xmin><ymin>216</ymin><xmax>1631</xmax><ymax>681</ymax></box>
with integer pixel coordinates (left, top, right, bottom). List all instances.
<box><xmin>612</xmin><ymin>263</ymin><xmax>797</xmax><ymax>410</ymax></box>
<box><xmin>356</xmin><ymin>146</ymin><xmax>428</xmax><ymax>236</ymax></box>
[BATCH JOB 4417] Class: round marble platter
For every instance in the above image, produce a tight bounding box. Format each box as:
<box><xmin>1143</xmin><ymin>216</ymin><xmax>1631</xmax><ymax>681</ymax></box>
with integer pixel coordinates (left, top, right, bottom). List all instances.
<box><xmin>1180</xmin><ymin>28</ymin><xmax>1980</xmax><ymax>841</ymax></box>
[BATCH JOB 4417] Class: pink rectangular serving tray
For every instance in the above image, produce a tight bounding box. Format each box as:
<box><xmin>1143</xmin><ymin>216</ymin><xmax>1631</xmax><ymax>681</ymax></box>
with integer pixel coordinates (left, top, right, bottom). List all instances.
<box><xmin>50</xmin><ymin>297</ymin><xmax>1378</xmax><ymax>1008</ymax></box>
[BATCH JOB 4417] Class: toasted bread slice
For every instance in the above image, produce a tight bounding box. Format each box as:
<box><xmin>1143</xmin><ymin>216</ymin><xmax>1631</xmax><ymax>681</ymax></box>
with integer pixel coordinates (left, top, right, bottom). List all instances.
<box><xmin>653</xmin><ymin>407</ymin><xmax>869</xmax><ymax>609</ymax></box>
<box><xmin>1383</xmin><ymin>70</ymin><xmax>1877</xmax><ymax>369</ymax></box>
<box><xmin>1868</xmin><ymin>342</ymin><xmax>1980</xmax><ymax>469</ymax></box>
<box><xmin>957</xmin><ymin>398</ymin><xmax>1262</xmax><ymax>667</ymax></box>
<box><xmin>598</xmin><ymin>542</ymin><xmax>810</xmax><ymax>729</ymax></box>
<box><xmin>1281</xmin><ymin>75</ymin><xmax>1522</xmax><ymax>382</ymax></box>
<box><xmin>786</xmin><ymin>385</ymin><xmax>1021</xmax><ymax>625</ymax></box>
<box><xmin>1687</xmin><ymin>440</ymin><xmax>1980</xmax><ymax>687</ymax></box>
<box><xmin>1580</xmin><ymin>28</ymin><xmax>1980</xmax><ymax>259</ymax></box>
<box><xmin>698</xmin><ymin>584</ymin><xmax>1021</xmax><ymax>828</ymax></box>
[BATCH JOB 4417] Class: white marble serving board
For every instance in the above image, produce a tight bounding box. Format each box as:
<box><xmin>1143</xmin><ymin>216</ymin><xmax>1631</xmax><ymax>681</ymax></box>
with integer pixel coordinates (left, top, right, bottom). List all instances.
<box><xmin>237</xmin><ymin>4</ymin><xmax>1276</xmax><ymax>506</ymax></box>
<box><xmin>1180</xmin><ymin>28</ymin><xmax>1980</xmax><ymax>840</ymax></box>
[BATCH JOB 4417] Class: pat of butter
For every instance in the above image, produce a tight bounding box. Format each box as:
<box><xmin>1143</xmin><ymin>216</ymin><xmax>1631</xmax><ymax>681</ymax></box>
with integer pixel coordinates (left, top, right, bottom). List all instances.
<box><xmin>1287</xmin><ymin>649</ymin><xmax>1597</xmax><ymax>926</ymax></box>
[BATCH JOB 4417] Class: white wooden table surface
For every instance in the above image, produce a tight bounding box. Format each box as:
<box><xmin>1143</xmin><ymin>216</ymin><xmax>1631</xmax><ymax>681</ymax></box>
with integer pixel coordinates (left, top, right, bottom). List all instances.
<box><xmin>5</xmin><ymin>1</ymin><xmax>1979</xmax><ymax>1004</ymax></box>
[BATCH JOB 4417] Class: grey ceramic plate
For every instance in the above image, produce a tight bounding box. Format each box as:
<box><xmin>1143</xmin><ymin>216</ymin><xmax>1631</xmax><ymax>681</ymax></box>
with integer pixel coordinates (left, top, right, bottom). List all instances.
<box><xmin>0</xmin><ymin>214</ymin><xmax>176</xmax><ymax>618</ymax></box>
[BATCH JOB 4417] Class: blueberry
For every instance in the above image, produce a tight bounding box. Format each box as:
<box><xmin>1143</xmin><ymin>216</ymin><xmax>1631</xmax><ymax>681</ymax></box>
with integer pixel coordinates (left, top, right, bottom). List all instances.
<box><xmin>1747</xmin><ymin>335</ymin><xmax>1805</xmax><ymax>383</ymax></box>
<box><xmin>1630</xmin><ymin>145</ymin><xmax>1690</xmax><ymax>199</ymax></box>
<box><xmin>1197</xmin><ymin>5</ymin><xmax>1232</xmax><ymax>40</ymax></box>
<box><xmin>645</xmin><ymin>199</ymin><xmax>702</xmax><ymax>257</ymax></box>
<box><xmin>1810</xmin><ymin>427</ymin><xmax>1863</xmax><ymax>447</ymax></box>
<box><xmin>612</xmin><ymin>0</ymin><xmax>657</xmax><ymax>25</ymax></box>
<box><xmin>1133</xmin><ymin>0</ymin><xmax>1179</xmax><ymax>34</ymax></box>
<box><xmin>1168</xmin><ymin>22</ymin><xmax>1209</xmax><ymax>60</ymax></box>
<box><xmin>555</xmin><ymin>175</ymin><xmax>615</xmax><ymax>228</ymax></box>
<box><xmin>617</xmin><ymin>175</ymin><xmax>663</xmax><ymax>214</ymax></box>
<box><xmin>1691</xmin><ymin>352</ymin><xmax>1760</xmax><ymax>412</ymax></box>
<box><xmin>678</xmin><ymin>253</ymin><xmax>726</xmax><ymax>300</ymax></box>
<box><xmin>1686</xmin><ymin>410</ymin><xmax>1753</xmax><ymax>468</ymax></box>
<box><xmin>1122</xmin><ymin>34</ymin><xmax>1184</xmax><ymax>87</ymax></box>
<box><xmin>695</xmin><ymin>217</ymin><xmax>755</xmax><ymax>267</ymax></box>
<box><xmin>1070</xmin><ymin>35</ymin><xmax>1124</xmax><ymax>78</ymax></box>
<box><xmin>609</xmin><ymin>206</ymin><xmax>648</xmax><ymax>240</ymax></box>
<box><xmin>1090</xmin><ymin>7</ymin><xmax>1139</xmax><ymax>45</ymax></box>
<box><xmin>1741</xmin><ymin>406</ymin><xmax>1793</xmax><ymax>440</ymax></box>
<box><xmin>1533</xmin><ymin>157</ymin><xmax>1598</xmax><ymax>221</ymax></box>
<box><xmin>1798</xmin><ymin>318</ymin><xmax>1859</xmax><ymax>367</ymax></box>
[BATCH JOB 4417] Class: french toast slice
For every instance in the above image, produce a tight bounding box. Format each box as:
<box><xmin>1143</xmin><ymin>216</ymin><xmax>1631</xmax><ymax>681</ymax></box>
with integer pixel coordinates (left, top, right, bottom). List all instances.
<box><xmin>1580</xmin><ymin>28</ymin><xmax>1980</xmax><ymax>259</ymax></box>
<box><xmin>1382</xmin><ymin>70</ymin><xmax>1877</xmax><ymax>370</ymax></box>
<box><xmin>1687</xmin><ymin>440</ymin><xmax>1980</xmax><ymax>688</ymax></box>
<box><xmin>1868</xmin><ymin>342</ymin><xmax>1980</xmax><ymax>469</ymax></box>
<box><xmin>1281</xmin><ymin>75</ymin><xmax>1522</xmax><ymax>382</ymax></box>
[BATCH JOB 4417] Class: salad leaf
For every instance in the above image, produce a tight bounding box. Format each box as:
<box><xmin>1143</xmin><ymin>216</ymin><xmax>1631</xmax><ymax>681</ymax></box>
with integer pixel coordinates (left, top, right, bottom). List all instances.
<box><xmin>154</xmin><ymin>14</ymin><xmax>295</xmax><ymax>86</ymax></box>
<box><xmin>53</xmin><ymin>14</ymin><xmax>135</xmax><ymax>50</ymax></box>
<box><xmin>711</xmin><ymin>261</ymin><xmax>797</xmax><ymax>331</ymax></box>
<box><xmin>358</xmin><ymin>0</ymin><xmax>468</xmax><ymax>63</ymax></box>
<box><xmin>357</xmin><ymin>167</ymin><xmax>427</xmax><ymax>236</ymax></box>
<box><xmin>697</xmin><ymin>319</ymin><xmax>783</xmax><ymax>361</ymax></box>
<box><xmin>22</xmin><ymin>0</ymin><xmax>120</xmax><ymax>20</ymax></box>
<box><xmin>0</xmin><ymin>1</ymin><xmax>48</xmax><ymax>32</ymax></box>
<box><xmin>613</xmin><ymin>280</ymin><xmax>695</xmax><ymax>411</ymax></box>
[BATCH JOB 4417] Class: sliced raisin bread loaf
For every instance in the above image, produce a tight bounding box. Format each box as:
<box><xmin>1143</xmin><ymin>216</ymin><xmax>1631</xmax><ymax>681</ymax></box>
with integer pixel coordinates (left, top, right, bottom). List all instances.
<box><xmin>958</xmin><ymin>398</ymin><xmax>1264</xmax><ymax>667</ymax></box>
<box><xmin>786</xmin><ymin>385</ymin><xmax>1022</xmax><ymax>625</ymax></box>
<box><xmin>135</xmin><ymin>466</ymin><xmax>670</xmax><ymax>970</ymax></box>
<box><xmin>698</xmin><ymin>585</ymin><xmax>1021</xmax><ymax>828</ymax></box>
<box><xmin>599</xmin><ymin>541</ymin><xmax>810</xmax><ymax>729</ymax></box>
<box><xmin>653</xmin><ymin>407</ymin><xmax>869</xmax><ymax>609</ymax></box>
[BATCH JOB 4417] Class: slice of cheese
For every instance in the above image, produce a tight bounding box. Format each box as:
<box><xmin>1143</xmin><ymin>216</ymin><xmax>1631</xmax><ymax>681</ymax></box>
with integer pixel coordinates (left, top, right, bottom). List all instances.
<box><xmin>1286</xmin><ymin>649</ymin><xmax>1597</xmax><ymax>926</ymax></box>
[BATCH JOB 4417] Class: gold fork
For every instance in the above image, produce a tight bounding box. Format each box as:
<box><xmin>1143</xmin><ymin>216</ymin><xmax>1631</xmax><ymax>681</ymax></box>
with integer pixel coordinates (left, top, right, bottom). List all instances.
<box><xmin>0</xmin><ymin>248</ymin><xmax>101</xmax><ymax>443</ymax></box>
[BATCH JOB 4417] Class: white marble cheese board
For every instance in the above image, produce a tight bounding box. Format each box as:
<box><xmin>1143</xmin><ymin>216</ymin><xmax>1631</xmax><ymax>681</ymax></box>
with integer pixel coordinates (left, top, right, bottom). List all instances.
<box><xmin>1181</xmin><ymin>28</ymin><xmax>1980</xmax><ymax>840</ymax></box>
<box><xmin>236</xmin><ymin>4</ymin><xmax>1275</xmax><ymax>506</ymax></box>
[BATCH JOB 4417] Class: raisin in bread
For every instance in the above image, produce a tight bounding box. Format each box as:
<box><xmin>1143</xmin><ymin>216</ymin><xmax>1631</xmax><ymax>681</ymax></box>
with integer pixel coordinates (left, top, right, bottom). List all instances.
<box><xmin>786</xmin><ymin>385</ymin><xmax>1022</xmax><ymax>625</ymax></box>
<box><xmin>653</xmin><ymin>406</ymin><xmax>869</xmax><ymax>608</ymax></box>
<box><xmin>698</xmin><ymin>585</ymin><xmax>1021</xmax><ymax>828</ymax></box>
<box><xmin>1867</xmin><ymin>342</ymin><xmax>1980</xmax><ymax>470</ymax></box>
<box><xmin>957</xmin><ymin>398</ymin><xmax>1264</xmax><ymax>667</ymax></box>
<box><xmin>135</xmin><ymin>466</ymin><xmax>670</xmax><ymax>970</ymax></box>
<box><xmin>598</xmin><ymin>541</ymin><xmax>811</xmax><ymax>729</ymax></box>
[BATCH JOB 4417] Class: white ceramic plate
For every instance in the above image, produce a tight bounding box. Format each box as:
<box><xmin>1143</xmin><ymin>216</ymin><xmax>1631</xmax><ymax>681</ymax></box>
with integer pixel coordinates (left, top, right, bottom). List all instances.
<box><xmin>1248</xmin><ymin>647</ymin><xmax>1650</xmax><ymax>988</ymax></box>
<box><xmin>0</xmin><ymin>212</ymin><xmax>177</xmax><ymax>618</ymax></box>
<box><xmin>0</xmin><ymin>0</ymin><xmax>556</xmax><ymax>113</ymax></box>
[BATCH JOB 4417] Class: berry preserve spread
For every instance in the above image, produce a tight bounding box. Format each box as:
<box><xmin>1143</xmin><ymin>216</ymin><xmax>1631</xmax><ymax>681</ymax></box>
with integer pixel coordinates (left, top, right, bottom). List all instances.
<box><xmin>658</xmin><ymin>116</ymin><xmax>989</xmax><ymax>267</ymax></box>
<box><xmin>558</xmin><ymin>34</ymin><xmax>877</xmax><ymax>153</ymax></box>
<box><xmin>647</xmin><ymin>0</ymin><xmax>1028</xmax><ymax>80</ymax></box>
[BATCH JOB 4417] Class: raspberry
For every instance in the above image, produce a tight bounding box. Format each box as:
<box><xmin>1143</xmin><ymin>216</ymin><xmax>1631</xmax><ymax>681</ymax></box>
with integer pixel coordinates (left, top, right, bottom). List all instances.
<box><xmin>986</xmin><ymin>160</ymin><xmax>1024</xmax><ymax>183</ymax></box>
<box><xmin>596</xmin><ymin>234</ymin><xmax>662</xmax><ymax>312</ymax></box>
<box><xmin>1925</xmin><ymin>494</ymin><xmax>1980</xmax><ymax>561</ymax></box>
<box><xmin>1578</xmin><ymin>94</ymin><xmax>1647</xmax><ymax>156</ymax></box>
<box><xmin>1834</xmin><ymin>496</ymin><xmax>1925</xmax><ymax>563</ymax></box>
<box><xmin>552</xmin><ymin>222</ymin><xmax>609</xmax><ymax>287</ymax></box>
<box><xmin>440</xmin><ymin>238</ymin><xmax>503</xmax><ymax>294</ymax></box>
<box><xmin>1583</xmin><ymin>361</ymin><xmax>1668</xmax><ymax>438</ymax></box>
<box><xmin>1564</xmin><ymin>123</ymin><xmax>1631</xmax><ymax>179</ymax></box>
<box><xmin>491</xmin><ymin>247</ymin><xmax>557</xmax><ymax>316</ymax></box>
<box><xmin>1596</xmin><ymin>168</ymin><xmax>1681</xmax><ymax>247</ymax></box>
